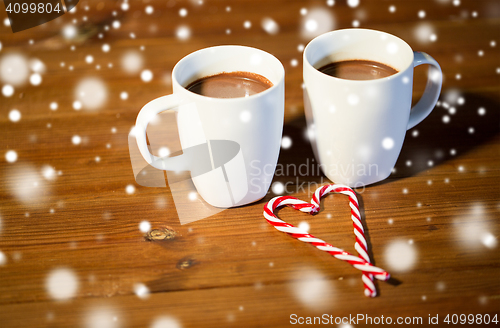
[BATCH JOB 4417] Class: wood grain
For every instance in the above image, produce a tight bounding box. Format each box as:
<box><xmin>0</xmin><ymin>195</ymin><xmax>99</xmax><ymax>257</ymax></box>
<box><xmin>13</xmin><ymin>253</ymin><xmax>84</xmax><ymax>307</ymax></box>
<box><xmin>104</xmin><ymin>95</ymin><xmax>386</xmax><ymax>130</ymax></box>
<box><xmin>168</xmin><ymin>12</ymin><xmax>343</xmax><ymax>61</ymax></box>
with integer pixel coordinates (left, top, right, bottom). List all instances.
<box><xmin>0</xmin><ymin>0</ymin><xmax>499</xmax><ymax>327</ymax></box>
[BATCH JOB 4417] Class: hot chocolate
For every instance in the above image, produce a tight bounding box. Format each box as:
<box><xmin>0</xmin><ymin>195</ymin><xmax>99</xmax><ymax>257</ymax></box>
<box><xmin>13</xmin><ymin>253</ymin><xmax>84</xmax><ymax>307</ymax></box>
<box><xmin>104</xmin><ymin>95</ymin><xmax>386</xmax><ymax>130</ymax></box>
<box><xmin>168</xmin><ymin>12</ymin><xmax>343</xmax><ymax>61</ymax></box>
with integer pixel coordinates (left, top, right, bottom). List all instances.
<box><xmin>186</xmin><ymin>71</ymin><xmax>273</xmax><ymax>98</ymax></box>
<box><xmin>318</xmin><ymin>60</ymin><xmax>398</xmax><ymax>80</ymax></box>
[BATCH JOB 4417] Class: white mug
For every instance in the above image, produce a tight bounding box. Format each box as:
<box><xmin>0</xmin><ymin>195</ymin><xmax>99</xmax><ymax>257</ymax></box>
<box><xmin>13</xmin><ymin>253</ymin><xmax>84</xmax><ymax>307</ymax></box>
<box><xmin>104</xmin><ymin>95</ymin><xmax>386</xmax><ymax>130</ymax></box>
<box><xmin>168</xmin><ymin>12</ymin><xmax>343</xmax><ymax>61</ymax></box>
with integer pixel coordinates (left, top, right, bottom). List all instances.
<box><xmin>135</xmin><ymin>45</ymin><xmax>284</xmax><ymax>208</ymax></box>
<box><xmin>303</xmin><ymin>28</ymin><xmax>442</xmax><ymax>187</ymax></box>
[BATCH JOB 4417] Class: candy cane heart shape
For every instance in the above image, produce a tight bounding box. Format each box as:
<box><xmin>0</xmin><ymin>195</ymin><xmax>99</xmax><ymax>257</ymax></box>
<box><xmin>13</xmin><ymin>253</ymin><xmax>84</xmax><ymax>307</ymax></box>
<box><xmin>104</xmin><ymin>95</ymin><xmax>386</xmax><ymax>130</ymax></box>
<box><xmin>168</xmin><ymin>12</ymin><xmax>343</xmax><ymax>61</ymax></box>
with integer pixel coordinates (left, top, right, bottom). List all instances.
<box><xmin>263</xmin><ymin>184</ymin><xmax>390</xmax><ymax>297</ymax></box>
<box><xmin>313</xmin><ymin>184</ymin><xmax>381</xmax><ymax>297</ymax></box>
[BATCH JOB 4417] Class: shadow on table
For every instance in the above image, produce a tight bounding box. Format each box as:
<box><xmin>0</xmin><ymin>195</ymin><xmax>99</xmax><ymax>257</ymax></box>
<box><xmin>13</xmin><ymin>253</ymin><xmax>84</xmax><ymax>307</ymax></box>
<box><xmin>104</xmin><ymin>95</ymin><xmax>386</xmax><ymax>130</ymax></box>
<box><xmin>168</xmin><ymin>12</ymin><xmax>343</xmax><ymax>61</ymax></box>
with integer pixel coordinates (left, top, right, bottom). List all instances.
<box><xmin>388</xmin><ymin>92</ymin><xmax>499</xmax><ymax>181</ymax></box>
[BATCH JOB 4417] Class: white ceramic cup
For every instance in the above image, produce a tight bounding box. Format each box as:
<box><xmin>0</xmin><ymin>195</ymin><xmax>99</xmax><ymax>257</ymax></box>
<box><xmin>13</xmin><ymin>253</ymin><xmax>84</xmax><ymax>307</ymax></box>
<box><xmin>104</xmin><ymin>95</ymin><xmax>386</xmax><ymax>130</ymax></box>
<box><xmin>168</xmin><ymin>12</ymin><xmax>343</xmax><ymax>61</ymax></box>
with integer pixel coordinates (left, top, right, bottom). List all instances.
<box><xmin>135</xmin><ymin>45</ymin><xmax>284</xmax><ymax>208</ymax></box>
<box><xmin>303</xmin><ymin>28</ymin><xmax>442</xmax><ymax>187</ymax></box>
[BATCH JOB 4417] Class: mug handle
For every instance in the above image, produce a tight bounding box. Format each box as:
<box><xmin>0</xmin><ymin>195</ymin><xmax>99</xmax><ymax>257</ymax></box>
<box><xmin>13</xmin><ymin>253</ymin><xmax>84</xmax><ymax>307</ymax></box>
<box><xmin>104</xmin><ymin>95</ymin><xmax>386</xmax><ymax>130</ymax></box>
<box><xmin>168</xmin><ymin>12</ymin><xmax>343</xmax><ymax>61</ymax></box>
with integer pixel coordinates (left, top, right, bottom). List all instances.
<box><xmin>135</xmin><ymin>94</ymin><xmax>182</xmax><ymax>170</ymax></box>
<box><xmin>407</xmin><ymin>51</ymin><xmax>442</xmax><ymax>130</ymax></box>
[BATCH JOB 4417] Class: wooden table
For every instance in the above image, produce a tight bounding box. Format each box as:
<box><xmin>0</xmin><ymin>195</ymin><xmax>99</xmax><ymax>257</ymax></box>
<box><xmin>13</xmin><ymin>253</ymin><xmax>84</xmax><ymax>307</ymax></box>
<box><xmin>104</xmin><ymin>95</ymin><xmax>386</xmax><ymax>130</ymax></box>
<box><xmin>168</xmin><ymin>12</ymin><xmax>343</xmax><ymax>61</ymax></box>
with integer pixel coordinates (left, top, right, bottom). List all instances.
<box><xmin>0</xmin><ymin>0</ymin><xmax>499</xmax><ymax>327</ymax></box>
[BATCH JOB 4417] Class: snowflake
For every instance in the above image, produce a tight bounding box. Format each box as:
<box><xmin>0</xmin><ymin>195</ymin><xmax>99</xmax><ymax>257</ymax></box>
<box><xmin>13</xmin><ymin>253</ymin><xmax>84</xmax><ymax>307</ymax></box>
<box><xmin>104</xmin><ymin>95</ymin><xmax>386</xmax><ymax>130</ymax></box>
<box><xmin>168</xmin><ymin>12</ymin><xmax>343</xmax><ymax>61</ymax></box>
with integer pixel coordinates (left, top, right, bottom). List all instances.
<box><xmin>2</xmin><ymin>84</ymin><xmax>14</xmax><ymax>97</ymax></box>
<box><xmin>83</xmin><ymin>307</ymin><xmax>120</xmax><ymax>328</ymax></box>
<box><xmin>41</xmin><ymin>165</ymin><xmax>56</xmax><ymax>180</ymax></box>
<box><xmin>46</xmin><ymin>268</ymin><xmax>79</xmax><ymax>300</ymax></box>
<box><xmin>261</xmin><ymin>17</ymin><xmax>279</xmax><ymax>35</ymax></box>
<box><xmin>347</xmin><ymin>0</ymin><xmax>359</xmax><ymax>8</ymax></box>
<box><xmin>150</xmin><ymin>316</ymin><xmax>182</xmax><ymax>328</ymax></box>
<box><xmin>74</xmin><ymin>79</ymin><xmax>106</xmax><ymax>111</ymax></box>
<box><xmin>382</xmin><ymin>137</ymin><xmax>394</xmax><ymax>150</ymax></box>
<box><xmin>1</xmin><ymin>53</ymin><xmax>29</xmax><ymax>85</ymax></box>
<box><xmin>8</xmin><ymin>109</ymin><xmax>21</xmax><ymax>122</ymax></box>
<box><xmin>188</xmin><ymin>191</ymin><xmax>197</xmax><ymax>201</ymax></box>
<box><xmin>5</xmin><ymin>150</ymin><xmax>17</xmax><ymax>163</ymax></box>
<box><xmin>134</xmin><ymin>283</ymin><xmax>150</xmax><ymax>299</ymax></box>
<box><xmin>384</xmin><ymin>240</ymin><xmax>417</xmax><ymax>272</ymax></box>
<box><xmin>272</xmin><ymin>182</ymin><xmax>284</xmax><ymax>194</ymax></box>
<box><xmin>414</xmin><ymin>23</ymin><xmax>436</xmax><ymax>43</ymax></box>
<box><xmin>301</xmin><ymin>8</ymin><xmax>334</xmax><ymax>39</ymax></box>
<box><xmin>281</xmin><ymin>136</ymin><xmax>292</xmax><ymax>149</ymax></box>
<box><xmin>0</xmin><ymin>251</ymin><xmax>7</xmax><ymax>266</ymax></box>
<box><xmin>158</xmin><ymin>147</ymin><xmax>170</xmax><ymax>157</ymax></box>
<box><xmin>126</xmin><ymin>184</ymin><xmax>135</xmax><ymax>194</ymax></box>
<box><xmin>62</xmin><ymin>24</ymin><xmax>77</xmax><ymax>39</ymax></box>
<box><xmin>239</xmin><ymin>110</ymin><xmax>251</xmax><ymax>122</ymax></box>
<box><xmin>139</xmin><ymin>221</ymin><xmax>151</xmax><ymax>232</ymax></box>
<box><xmin>72</xmin><ymin>135</ymin><xmax>81</xmax><ymax>145</ymax></box>
<box><xmin>121</xmin><ymin>51</ymin><xmax>144</xmax><ymax>74</ymax></box>
<box><xmin>176</xmin><ymin>25</ymin><xmax>191</xmax><ymax>40</ymax></box>
<box><xmin>140</xmin><ymin>70</ymin><xmax>153</xmax><ymax>82</ymax></box>
<box><xmin>289</xmin><ymin>267</ymin><xmax>334</xmax><ymax>311</ymax></box>
<box><xmin>298</xmin><ymin>221</ymin><xmax>310</xmax><ymax>232</ymax></box>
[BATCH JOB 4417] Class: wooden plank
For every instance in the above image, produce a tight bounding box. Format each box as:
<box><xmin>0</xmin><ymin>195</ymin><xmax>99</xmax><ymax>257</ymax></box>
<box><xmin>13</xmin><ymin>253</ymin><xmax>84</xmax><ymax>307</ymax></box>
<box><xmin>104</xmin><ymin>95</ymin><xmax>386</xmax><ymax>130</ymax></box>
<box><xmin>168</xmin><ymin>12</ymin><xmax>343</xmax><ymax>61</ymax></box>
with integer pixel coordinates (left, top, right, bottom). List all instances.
<box><xmin>0</xmin><ymin>0</ymin><xmax>499</xmax><ymax>327</ymax></box>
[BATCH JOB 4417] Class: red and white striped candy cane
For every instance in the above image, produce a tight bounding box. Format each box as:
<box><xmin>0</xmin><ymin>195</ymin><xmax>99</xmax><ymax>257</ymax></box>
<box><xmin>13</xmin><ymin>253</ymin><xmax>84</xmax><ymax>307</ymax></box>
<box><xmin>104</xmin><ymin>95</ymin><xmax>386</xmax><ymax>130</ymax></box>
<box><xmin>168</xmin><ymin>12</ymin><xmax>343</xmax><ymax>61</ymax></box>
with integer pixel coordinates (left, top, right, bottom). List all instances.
<box><xmin>263</xmin><ymin>184</ymin><xmax>390</xmax><ymax>297</ymax></box>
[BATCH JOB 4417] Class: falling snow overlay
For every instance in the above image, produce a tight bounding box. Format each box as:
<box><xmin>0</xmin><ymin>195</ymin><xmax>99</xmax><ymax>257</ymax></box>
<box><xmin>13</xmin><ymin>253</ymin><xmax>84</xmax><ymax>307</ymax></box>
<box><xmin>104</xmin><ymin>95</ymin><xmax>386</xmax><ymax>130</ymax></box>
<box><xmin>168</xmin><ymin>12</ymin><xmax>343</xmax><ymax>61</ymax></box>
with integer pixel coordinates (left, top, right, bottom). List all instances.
<box><xmin>83</xmin><ymin>306</ymin><xmax>121</xmax><ymax>328</ymax></box>
<box><xmin>74</xmin><ymin>77</ymin><xmax>108</xmax><ymax>110</ymax></box>
<box><xmin>301</xmin><ymin>8</ymin><xmax>335</xmax><ymax>39</ymax></box>
<box><xmin>0</xmin><ymin>0</ymin><xmax>498</xmax><ymax>325</ymax></box>
<box><xmin>46</xmin><ymin>268</ymin><xmax>79</xmax><ymax>301</ymax></box>
<box><xmin>121</xmin><ymin>50</ymin><xmax>143</xmax><ymax>74</ymax></box>
<box><xmin>384</xmin><ymin>240</ymin><xmax>417</xmax><ymax>273</ymax></box>
<box><xmin>150</xmin><ymin>316</ymin><xmax>182</xmax><ymax>328</ymax></box>
<box><xmin>134</xmin><ymin>283</ymin><xmax>150</xmax><ymax>299</ymax></box>
<box><xmin>290</xmin><ymin>267</ymin><xmax>335</xmax><ymax>311</ymax></box>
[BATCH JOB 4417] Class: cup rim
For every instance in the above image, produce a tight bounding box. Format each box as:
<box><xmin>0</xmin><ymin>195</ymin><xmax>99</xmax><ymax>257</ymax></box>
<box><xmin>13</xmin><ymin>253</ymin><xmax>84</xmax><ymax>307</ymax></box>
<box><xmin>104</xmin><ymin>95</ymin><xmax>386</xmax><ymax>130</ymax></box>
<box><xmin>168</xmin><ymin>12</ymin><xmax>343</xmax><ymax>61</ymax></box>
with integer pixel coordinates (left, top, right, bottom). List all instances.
<box><xmin>172</xmin><ymin>45</ymin><xmax>284</xmax><ymax>102</ymax></box>
<box><xmin>303</xmin><ymin>28</ymin><xmax>414</xmax><ymax>83</ymax></box>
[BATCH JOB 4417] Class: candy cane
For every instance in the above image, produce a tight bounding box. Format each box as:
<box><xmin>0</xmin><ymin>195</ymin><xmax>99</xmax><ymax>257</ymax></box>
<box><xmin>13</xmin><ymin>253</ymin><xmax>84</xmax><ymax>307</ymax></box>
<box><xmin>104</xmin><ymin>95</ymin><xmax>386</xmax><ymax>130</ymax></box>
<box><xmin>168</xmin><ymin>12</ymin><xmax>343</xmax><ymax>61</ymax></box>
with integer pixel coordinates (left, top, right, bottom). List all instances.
<box><xmin>263</xmin><ymin>184</ymin><xmax>390</xmax><ymax>297</ymax></box>
<box><xmin>314</xmin><ymin>184</ymin><xmax>378</xmax><ymax>297</ymax></box>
